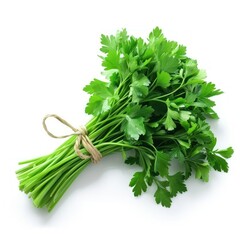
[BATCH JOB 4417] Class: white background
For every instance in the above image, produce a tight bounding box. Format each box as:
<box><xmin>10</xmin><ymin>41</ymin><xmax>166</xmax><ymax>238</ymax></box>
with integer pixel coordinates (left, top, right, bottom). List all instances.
<box><xmin>0</xmin><ymin>0</ymin><xmax>239</xmax><ymax>239</ymax></box>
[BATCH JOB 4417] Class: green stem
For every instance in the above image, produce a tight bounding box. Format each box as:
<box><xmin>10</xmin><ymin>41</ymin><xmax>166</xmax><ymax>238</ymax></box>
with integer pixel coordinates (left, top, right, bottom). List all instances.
<box><xmin>146</xmin><ymin>77</ymin><xmax>186</xmax><ymax>101</ymax></box>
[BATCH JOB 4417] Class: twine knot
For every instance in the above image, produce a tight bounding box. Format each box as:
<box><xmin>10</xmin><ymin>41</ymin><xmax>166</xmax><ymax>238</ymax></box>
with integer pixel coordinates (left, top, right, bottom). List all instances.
<box><xmin>42</xmin><ymin>114</ymin><xmax>102</xmax><ymax>163</ymax></box>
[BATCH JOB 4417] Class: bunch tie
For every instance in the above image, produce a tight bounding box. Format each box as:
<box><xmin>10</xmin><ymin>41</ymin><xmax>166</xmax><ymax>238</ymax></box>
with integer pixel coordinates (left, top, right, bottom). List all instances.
<box><xmin>42</xmin><ymin>114</ymin><xmax>102</xmax><ymax>163</ymax></box>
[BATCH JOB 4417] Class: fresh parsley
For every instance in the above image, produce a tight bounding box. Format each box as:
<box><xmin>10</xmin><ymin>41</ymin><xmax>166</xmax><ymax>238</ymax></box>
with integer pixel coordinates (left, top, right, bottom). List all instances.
<box><xmin>16</xmin><ymin>27</ymin><xmax>234</xmax><ymax>211</ymax></box>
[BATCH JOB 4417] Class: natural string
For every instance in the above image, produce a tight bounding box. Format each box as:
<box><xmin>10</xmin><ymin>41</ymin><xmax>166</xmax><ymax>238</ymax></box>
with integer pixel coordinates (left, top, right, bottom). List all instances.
<box><xmin>42</xmin><ymin>114</ymin><xmax>102</xmax><ymax>163</ymax></box>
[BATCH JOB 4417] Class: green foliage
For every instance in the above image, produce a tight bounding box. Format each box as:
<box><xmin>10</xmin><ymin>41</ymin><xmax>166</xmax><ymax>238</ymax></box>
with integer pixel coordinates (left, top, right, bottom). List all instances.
<box><xmin>17</xmin><ymin>27</ymin><xmax>234</xmax><ymax>211</ymax></box>
<box><xmin>129</xmin><ymin>73</ymin><xmax>150</xmax><ymax>103</ymax></box>
<box><xmin>121</xmin><ymin>115</ymin><xmax>146</xmax><ymax>140</ymax></box>
<box><xmin>154</xmin><ymin>151</ymin><xmax>171</xmax><ymax>177</ymax></box>
<box><xmin>168</xmin><ymin>172</ymin><xmax>187</xmax><ymax>197</ymax></box>
<box><xmin>154</xmin><ymin>187</ymin><xmax>172</xmax><ymax>208</ymax></box>
<box><xmin>129</xmin><ymin>172</ymin><xmax>147</xmax><ymax>196</ymax></box>
<box><xmin>156</xmin><ymin>71</ymin><xmax>171</xmax><ymax>88</ymax></box>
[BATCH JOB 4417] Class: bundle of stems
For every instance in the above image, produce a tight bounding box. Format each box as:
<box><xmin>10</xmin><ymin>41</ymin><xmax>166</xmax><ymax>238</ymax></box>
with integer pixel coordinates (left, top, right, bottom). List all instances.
<box><xmin>17</xmin><ymin>107</ymin><xmax>130</xmax><ymax>211</ymax></box>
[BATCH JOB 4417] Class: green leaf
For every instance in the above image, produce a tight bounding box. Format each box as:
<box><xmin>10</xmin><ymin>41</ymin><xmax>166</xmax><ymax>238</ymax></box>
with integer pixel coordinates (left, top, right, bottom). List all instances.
<box><xmin>154</xmin><ymin>151</ymin><xmax>171</xmax><ymax>177</ymax></box>
<box><xmin>121</xmin><ymin>115</ymin><xmax>146</xmax><ymax>140</ymax></box>
<box><xmin>216</xmin><ymin>147</ymin><xmax>234</xmax><ymax>159</ymax></box>
<box><xmin>84</xmin><ymin>79</ymin><xmax>118</xmax><ymax>116</ymax></box>
<box><xmin>203</xmin><ymin>107</ymin><xmax>219</xmax><ymax>119</ymax></box>
<box><xmin>125</xmin><ymin>156</ymin><xmax>138</xmax><ymax>165</ymax></box>
<box><xmin>168</xmin><ymin>172</ymin><xmax>187</xmax><ymax>197</ymax></box>
<box><xmin>149</xmin><ymin>27</ymin><xmax>164</xmax><ymax>43</ymax></box>
<box><xmin>154</xmin><ymin>187</ymin><xmax>172</xmax><ymax>207</ymax></box>
<box><xmin>163</xmin><ymin>108</ymin><xmax>179</xmax><ymax>131</ymax></box>
<box><xmin>190</xmin><ymin>153</ymin><xmax>206</xmax><ymax>162</ymax></box>
<box><xmin>179</xmin><ymin>111</ymin><xmax>191</xmax><ymax>122</ymax></box>
<box><xmin>100</xmin><ymin>34</ymin><xmax>117</xmax><ymax>53</ymax></box>
<box><xmin>200</xmin><ymin>82</ymin><xmax>223</xmax><ymax>98</ymax></box>
<box><xmin>121</xmin><ymin>35</ymin><xmax>136</xmax><ymax>54</ymax></box>
<box><xmin>208</xmin><ymin>153</ymin><xmax>229</xmax><ymax>173</ymax></box>
<box><xmin>163</xmin><ymin>114</ymin><xmax>176</xmax><ymax>131</ymax></box>
<box><xmin>184</xmin><ymin>162</ymin><xmax>192</xmax><ymax>179</ymax></box>
<box><xmin>85</xmin><ymin>95</ymin><xmax>111</xmax><ymax>116</ymax></box>
<box><xmin>156</xmin><ymin>71</ymin><xmax>171</xmax><ymax>88</ymax></box>
<box><xmin>102</xmin><ymin>50</ymin><xmax>120</xmax><ymax>70</ymax></box>
<box><xmin>126</xmin><ymin>104</ymin><xmax>154</xmax><ymax>120</ymax></box>
<box><xmin>214</xmin><ymin>156</ymin><xmax>228</xmax><ymax>172</ymax></box>
<box><xmin>184</xmin><ymin>59</ymin><xmax>199</xmax><ymax>78</ymax></box>
<box><xmin>83</xmin><ymin>79</ymin><xmax>114</xmax><ymax>98</ymax></box>
<box><xmin>158</xmin><ymin>40</ymin><xmax>178</xmax><ymax>56</ymax></box>
<box><xmin>174</xmin><ymin>45</ymin><xmax>186</xmax><ymax>59</ymax></box>
<box><xmin>129</xmin><ymin>172</ymin><xmax>147</xmax><ymax>196</ymax></box>
<box><xmin>129</xmin><ymin>73</ymin><xmax>150</xmax><ymax>102</ymax></box>
<box><xmin>159</xmin><ymin>54</ymin><xmax>179</xmax><ymax>73</ymax></box>
<box><xmin>125</xmin><ymin>53</ymin><xmax>139</xmax><ymax>72</ymax></box>
<box><xmin>146</xmin><ymin>176</ymin><xmax>153</xmax><ymax>186</ymax></box>
<box><xmin>195</xmin><ymin>163</ymin><xmax>210</xmax><ymax>182</ymax></box>
<box><xmin>206</xmin><ymin>137</ymin><xmax>217</xmax><ymax>150</ymax></box>
<box><xmin>175</xmin><ymin>148</ymin><xmax>185</xmax><ymax>163</ymax></box>
<box><xmin>186</xmin><ymin>70</ymin><xmax>206</xmax><ymax>85</ymax></box>
<box><xmin>198</xmin><ymin>97</ymin><xmax>216</xmax><ymax>108</ymax></box>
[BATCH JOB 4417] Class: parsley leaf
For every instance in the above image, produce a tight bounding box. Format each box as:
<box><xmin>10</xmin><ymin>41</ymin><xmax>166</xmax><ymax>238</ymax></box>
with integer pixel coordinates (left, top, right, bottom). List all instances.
<box><xmin>157</xmin><ymin>71</ymin><xmax>171</xmax><ymax>88</ymax></box>
<box><xmin>208</xmin><ymin>153</ymin><xmax>229</xmax><ymax>173</ymax></box>
<box><xmin>84</xmin><ymin>79</ymin><xmax>118</xmax><ymax>116</ymax></box>
<box><xmin>184</xmin><ymin>59</ymin><xmax>199</xmax><ymax>78</ymax></box>
<box><xmin>85</xmin><ymin>95</ymin><xmax>111</xmax><ymax>116</ymax></box>
<box><xmin>216</xmin><ymin>147</ymin><xmax>234</xmax><ymax>159</ymax></box>
<box><xmin>168</xmin><ymin>172</ymin><xmax>187</xmax><ymax>197</ymax></box>
<box><xmin>154</xmin><ymin>187</ymin><xmax>172</xmax><ymax>207</ymax></box>
<box><xmin>102</xmin><ymin>50</ymin><xmax>120</xmax><ymax>70</ymax></box>
<box><xmin>163</xmin><ymin>106</ymin><xmax>179</xmax><ymax>131</ymax></box>
<box><xmin>159</xmin><ymin>54</ymin><xmax>179</xmax><ymax>73</ymax></box>
<box><xmin>100</xmin><ymin>34</ymin><xmax>117</xmax><ymax>53</ymax></box>
<box><xmin>195</xmin><ymin>162</ymin><xmax>210</xmax><ymax>182</ymax></box>
<box><xmin>129</xmin><ymin>72</ymin><xmax>150</xmax><ymax>103</ymax></box>
<box><xmin>129</xmin><ymin>172</ymin><xmax>147</xmax><ymax>196</ymax></box>
<box><xmin>121</xmin><ymin>115</ymin><xmax>146</xmax><ymax>140</ymax></box>
<box><xmin>126</xmin><ymin>104</ymin><xmax>154</xmax><ymax>120</ymax></box>
<box><xmin>154</xmin><ymin>151</ymin><xmax>171</xmax><ymax>177</ymax></box>
<box><xmin>84</xmin><ymin>79</ymin><xmax>114</xmax><ymax>98</ymax></box>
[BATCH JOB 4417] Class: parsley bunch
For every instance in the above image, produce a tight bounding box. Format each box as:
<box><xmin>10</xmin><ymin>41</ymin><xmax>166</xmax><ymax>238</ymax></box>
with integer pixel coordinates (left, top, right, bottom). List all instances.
<box><xmin>16</xmin><ymin>27</ymin><xmax>233</xmax><ymax>211</ymax></box>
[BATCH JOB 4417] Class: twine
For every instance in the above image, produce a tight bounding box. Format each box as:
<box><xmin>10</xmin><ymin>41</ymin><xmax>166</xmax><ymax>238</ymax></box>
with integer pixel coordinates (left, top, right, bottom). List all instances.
<box><xmin>42</xmin><ymin>114</ymin><xmax>102</xmax><ymax>163</ymax></box>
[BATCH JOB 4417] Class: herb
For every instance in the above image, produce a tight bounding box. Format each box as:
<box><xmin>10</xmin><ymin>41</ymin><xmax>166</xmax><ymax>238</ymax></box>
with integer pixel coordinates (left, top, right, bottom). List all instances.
<box><xmin>16</xmin><ymin>27</ymin><xmax>233</xmax><ymax>211</ymax></box>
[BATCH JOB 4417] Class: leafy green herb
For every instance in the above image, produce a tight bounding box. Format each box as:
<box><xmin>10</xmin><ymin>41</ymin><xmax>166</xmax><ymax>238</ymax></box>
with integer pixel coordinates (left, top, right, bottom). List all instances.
<box><xmin>16</xmin><ymin>27</ymin><xmax>234</xmax><ymax>211</ymax></box>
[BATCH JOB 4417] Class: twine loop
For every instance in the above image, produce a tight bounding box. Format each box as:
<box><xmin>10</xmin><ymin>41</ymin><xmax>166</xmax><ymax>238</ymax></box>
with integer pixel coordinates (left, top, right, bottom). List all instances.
<box><xmin>42</xmin><ymin>114</ymin><xmax>102</xmax><ymax>163</ymax></box>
